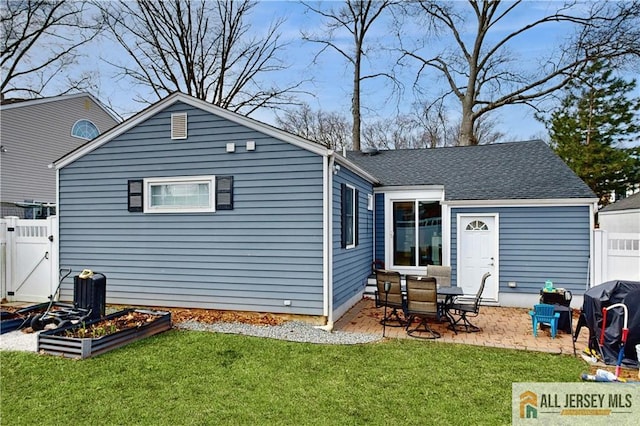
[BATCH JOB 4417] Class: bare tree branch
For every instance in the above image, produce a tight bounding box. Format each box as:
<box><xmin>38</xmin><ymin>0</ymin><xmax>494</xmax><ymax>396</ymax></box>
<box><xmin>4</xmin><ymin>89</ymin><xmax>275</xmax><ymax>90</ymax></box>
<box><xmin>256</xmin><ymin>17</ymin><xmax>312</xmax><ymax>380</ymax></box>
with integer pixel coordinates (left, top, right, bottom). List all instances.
<box><xmin>1</xmin><ymin>0</ymin><xmax>102</xmax><ymax>99</ymax></box>
<box><xmin>98</xmin><ymin>0</ymin><xmax>304</xmax><ymax>114</ymax></box>
<box><xmin>402</xmin><ymin>0</ymin><xmax>640</xmax><ymax>145</ymax></box>
<box><xmin>302</xmin><ymin>0</ymin><xmax>398</xmax><ymax>151</ymax></box>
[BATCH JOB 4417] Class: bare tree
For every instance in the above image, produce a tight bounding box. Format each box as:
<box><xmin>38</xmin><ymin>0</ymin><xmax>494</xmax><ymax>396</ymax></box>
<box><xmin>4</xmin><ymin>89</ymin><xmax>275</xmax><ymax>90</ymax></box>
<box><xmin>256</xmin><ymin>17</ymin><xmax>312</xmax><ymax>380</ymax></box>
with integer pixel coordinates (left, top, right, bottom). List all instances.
<box><xmin>98</xmin><ymin>0</ymin><xmax>301</xmax><ymax>115</ymax></box>
<box><xmin>402</xmin><ymin>0</ymin><xmax>640</xmax><ymax>146</ymax></box>
<box><xmin>302</xmin><ymin>0</ymin><xmax>398</xmax><ymax>151</ymax></box>
<box><xmin>276</xmin><ymin>103</ymin><xmax>352</xmax><ymax>151</ymax></box>
<box><xmin>1</xmin><ymin>0</ymin><xmax>101</xmax><ymax>100</ymax></box>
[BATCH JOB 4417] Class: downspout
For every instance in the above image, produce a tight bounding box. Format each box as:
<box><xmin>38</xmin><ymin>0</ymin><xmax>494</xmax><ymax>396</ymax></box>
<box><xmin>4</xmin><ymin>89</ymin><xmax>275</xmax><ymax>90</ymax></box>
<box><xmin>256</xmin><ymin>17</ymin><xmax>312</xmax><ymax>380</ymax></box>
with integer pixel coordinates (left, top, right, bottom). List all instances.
<box><xmin>316</xmin><ymin>153</ymin><xmax>334</xmax><ymax>331</ymax></box>
<box><xmin>588</xmin><ymin>200</ymin><xmax>597</xmax><ymax>289</ymax></box>
<box><xmin>52</xmin><ymin>164</ymin><xmax>60</xmax><ymax>295</ymax></box>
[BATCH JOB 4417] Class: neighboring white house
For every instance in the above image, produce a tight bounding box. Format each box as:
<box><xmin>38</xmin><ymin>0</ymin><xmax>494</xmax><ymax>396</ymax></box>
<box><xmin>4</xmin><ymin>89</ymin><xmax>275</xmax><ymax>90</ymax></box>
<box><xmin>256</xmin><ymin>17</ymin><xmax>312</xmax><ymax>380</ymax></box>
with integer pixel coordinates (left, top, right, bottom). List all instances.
<box><xmin>599</xmin><ymin>192</ymin><xmax>640</xmax><ymax>233</ymax></box>
<box><xmin>594</xmin><ymin>192</ymin><xmax>640</xmax><ymax>283</ymax></box>
<box><xmin>0</xmin><ymin>93</ymin><xmax>120</xmax><ymax>218</ymax></box>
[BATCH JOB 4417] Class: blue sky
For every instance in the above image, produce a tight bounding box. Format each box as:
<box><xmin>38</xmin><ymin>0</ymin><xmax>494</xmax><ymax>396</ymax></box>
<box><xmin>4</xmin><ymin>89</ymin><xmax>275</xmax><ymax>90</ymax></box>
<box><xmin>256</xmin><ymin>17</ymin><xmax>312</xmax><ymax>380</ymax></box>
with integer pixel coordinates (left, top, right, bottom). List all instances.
<box><xmin>83</xmin><ymin>0</ymin><xmax>638</xmax><ymax>143</ymax></box>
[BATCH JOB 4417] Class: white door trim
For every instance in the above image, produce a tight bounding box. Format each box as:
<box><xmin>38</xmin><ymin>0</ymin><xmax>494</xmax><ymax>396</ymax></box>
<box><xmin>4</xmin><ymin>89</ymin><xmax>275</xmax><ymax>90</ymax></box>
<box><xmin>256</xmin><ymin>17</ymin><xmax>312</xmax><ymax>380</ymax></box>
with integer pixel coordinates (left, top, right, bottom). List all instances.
<box><xmin>456</xmin><ymin>213</ymin><xmax>499</xmax><ymax>302</ymax></box>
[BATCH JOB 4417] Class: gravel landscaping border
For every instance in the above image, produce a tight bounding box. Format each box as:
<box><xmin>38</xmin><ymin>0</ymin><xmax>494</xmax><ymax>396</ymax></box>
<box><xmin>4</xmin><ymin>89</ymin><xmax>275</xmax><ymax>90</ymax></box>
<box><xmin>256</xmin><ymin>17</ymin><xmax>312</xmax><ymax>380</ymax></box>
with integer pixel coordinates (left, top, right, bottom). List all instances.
<box><xmin>1</xmin><ymin>321</ymin><xmax>382</xmax><ymax>353</ymax></box>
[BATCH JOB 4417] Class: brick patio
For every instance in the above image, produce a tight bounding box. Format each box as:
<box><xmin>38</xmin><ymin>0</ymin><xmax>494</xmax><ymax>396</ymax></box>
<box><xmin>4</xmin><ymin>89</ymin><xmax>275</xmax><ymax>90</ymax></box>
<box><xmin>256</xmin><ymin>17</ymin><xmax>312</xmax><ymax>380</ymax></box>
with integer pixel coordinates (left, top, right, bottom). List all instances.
<box><xmin>334</xmin><ymin>297</ymin><xmax>588</xmax><ymax>355</ymax></box>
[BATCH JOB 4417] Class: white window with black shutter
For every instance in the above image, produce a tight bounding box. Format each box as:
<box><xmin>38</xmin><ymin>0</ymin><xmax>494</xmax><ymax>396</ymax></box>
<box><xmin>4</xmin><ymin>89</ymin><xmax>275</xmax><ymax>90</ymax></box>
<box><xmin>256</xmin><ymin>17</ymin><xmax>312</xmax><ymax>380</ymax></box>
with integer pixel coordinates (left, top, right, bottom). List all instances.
<box><xmin>127</xmin><ymin>175</ymin><xmax>235</xmax><ymax>213</ymax></box>
<box><xmin>341</xmin><ymin>183</ymin><xmax>358</xmax><ymax>249</ymax></box>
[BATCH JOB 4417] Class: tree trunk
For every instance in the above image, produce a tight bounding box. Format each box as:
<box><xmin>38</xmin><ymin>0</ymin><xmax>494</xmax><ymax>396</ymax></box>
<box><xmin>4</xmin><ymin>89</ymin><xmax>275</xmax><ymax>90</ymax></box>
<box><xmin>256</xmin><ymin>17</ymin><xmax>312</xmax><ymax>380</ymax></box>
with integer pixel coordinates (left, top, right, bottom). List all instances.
<box><xmin>352</xmin><ymin>53</ymin><xmax>361</xmax><ymax>151</ymax></box>
<box><xmin>459</xmin><ymin>102</ymin><xmax>477</xmax><ymax>146</ymax></box>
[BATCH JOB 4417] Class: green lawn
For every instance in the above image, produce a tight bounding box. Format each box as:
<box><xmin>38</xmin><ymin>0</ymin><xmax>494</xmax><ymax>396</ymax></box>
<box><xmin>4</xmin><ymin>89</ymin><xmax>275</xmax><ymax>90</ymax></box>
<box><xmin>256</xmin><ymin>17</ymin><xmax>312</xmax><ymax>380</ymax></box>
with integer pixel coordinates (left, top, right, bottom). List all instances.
<box><xmin>1</xmin><ymin>329</ymin><xmax>586</xmax><ymax>425</ymax></box>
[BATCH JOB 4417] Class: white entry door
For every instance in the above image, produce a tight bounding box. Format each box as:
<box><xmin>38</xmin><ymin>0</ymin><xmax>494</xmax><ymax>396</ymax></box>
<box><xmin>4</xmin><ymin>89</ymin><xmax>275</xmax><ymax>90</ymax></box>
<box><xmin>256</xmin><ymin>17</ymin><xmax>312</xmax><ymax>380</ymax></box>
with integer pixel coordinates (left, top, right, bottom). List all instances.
<box><xmin>457</xmin><ymin>214</ymin><xmax>499</xmax><ymax>302</ymax></box>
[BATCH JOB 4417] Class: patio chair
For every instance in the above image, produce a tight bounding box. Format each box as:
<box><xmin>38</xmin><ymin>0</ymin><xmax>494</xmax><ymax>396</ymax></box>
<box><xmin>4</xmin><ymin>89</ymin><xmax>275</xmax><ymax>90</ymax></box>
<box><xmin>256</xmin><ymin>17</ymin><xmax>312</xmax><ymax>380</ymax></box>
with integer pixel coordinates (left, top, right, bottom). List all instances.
<box><xmin>427</xmin><ymin>265</ymin><xmax>451</xmax><ymax>318</ymax></box>
<box><xmin>426</xmin><ymin>265</ymin><xmax>451</xmax><ymax>287</ymax></box>
<box><xmin>404</xmin><ymin>275</ymin><xmax>440</xmax><ymax>339</ymax></box>
<box><xmin>374</xmin><ymin>269</ymin><xmax>406</xmax><ymax>327</ymax></box>
<box><xmin>529</xmin><ymin>304</ymin><xmax>560</xmax><ymax>338</ymax></box>
<box><xmin>446</xmin><ymin>272</ymin><xmax>491</xmax><ymax>334</ymax></box>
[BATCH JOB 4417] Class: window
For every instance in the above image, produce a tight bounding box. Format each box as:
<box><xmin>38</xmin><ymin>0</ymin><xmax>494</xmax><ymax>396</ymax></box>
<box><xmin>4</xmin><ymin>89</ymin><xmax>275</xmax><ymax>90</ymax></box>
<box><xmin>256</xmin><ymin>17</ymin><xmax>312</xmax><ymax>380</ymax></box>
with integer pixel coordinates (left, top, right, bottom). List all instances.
<box><xmin>466</xmin><ymin>220</ymin><xmax>488</xmax><ymax>231</ymax></box>
<box><xmin>71</xmin><ymin>119</ymin><xmax>99</xmax><ymax>140</ymax></box>
<box><xmin>341</xmin><ymin>184</ymin><xmax>358</xmax><ymax>248</ymax></box>
<box><xmin>144</xmin><ymin>176</ymin><xmax>215</xmax><ymax>213</ymax></box>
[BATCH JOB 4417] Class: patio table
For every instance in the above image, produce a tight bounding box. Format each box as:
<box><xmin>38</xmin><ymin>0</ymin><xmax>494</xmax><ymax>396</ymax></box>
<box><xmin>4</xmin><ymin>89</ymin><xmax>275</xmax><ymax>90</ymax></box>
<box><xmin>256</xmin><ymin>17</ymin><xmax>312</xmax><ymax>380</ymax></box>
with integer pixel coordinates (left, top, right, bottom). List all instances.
<box><xmin>437</xmin><ymin>286</ymin><xmax>463</xmax><ymax>322</ymax></box>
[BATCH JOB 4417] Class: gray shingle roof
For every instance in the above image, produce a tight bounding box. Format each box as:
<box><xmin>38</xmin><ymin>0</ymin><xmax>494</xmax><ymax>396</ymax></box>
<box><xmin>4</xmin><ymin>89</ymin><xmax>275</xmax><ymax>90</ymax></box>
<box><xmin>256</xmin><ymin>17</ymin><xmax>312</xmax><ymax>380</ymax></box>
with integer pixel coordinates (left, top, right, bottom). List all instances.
<box><xmin>600</xmin><ymin>191</ymin><xmax>640</xmax><ymax>212</ymax></box>
<box><xmin>346</xmin><ymin>140</ymin><xmax>596</xmax><ymax>201</ymax></box>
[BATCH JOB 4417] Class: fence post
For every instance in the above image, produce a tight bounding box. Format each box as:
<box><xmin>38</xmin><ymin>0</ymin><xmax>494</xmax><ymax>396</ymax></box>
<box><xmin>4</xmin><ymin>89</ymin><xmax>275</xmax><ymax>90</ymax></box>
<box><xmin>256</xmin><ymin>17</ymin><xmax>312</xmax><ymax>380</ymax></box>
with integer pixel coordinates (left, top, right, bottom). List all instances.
<box><xmin>0</xmin><ymin>219</ymin><xmax>6</xmax><ymax>299</ymax></box>
<box><xmin>4</xmin><ymin>216</ymin><xmax>19</xmax><ymax>301</ymax></box>
<box><xmin>48</xmin><ymin>215</ymin><xmax>59</xmax><ymax>298</ymax></box>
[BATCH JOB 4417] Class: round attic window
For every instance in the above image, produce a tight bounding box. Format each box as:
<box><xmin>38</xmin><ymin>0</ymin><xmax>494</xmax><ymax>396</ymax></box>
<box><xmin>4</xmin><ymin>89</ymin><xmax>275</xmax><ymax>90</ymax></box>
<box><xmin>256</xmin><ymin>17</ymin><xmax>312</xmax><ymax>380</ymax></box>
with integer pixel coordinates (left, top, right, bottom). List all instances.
<box><xmin>71</xmin><ymin>119</ymin><xmax>99</xmax><ymax>140</ymax></box>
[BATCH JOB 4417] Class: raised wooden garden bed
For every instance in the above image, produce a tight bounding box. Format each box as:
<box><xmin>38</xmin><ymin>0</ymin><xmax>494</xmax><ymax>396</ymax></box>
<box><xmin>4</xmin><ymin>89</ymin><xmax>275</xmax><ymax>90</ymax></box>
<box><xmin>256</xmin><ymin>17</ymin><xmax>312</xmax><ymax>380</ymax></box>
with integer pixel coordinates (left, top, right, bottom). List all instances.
<box><xmin>37</xmin><ymin>309</ymin><xmax>171</xmax><ymax>359</ymax></box>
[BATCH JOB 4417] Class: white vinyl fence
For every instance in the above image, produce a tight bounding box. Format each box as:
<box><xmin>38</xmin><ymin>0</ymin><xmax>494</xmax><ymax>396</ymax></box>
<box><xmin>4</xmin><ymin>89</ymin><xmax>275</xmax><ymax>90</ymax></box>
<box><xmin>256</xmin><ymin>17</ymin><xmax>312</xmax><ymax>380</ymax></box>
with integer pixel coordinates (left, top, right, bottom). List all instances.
<box><xmin>0</xmin><ymin>216</ymin><xmax>58</xmax><ymax>302</ymax></box>
<box><xmin>593</xmin><ymin>229</ymin><xmax>640</xmax><ymax>284</ymax></box>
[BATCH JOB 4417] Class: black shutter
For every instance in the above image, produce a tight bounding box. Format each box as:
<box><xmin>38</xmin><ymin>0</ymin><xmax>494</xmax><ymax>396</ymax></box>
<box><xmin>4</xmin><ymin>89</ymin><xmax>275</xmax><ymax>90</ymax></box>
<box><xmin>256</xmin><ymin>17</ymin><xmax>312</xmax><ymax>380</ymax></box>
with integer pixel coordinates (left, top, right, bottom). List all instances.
<box><xmin>128</xmin><ymin>180</ymin><xmax>143</xmax><ymax>212</ymax></box>
<box><xmin>216</xmin><ymin>176</ymin><xmax>234</xmax><ymax>210</ymax></box>
<box><xmin>355</xmin><ymin>189</ymin><xmax>359</xmax><ymax>246</ymax></box>
<box><xmin>341</xmin><ymin>183</ymin><xmax>347</xmax><ymax>248</ymax></box>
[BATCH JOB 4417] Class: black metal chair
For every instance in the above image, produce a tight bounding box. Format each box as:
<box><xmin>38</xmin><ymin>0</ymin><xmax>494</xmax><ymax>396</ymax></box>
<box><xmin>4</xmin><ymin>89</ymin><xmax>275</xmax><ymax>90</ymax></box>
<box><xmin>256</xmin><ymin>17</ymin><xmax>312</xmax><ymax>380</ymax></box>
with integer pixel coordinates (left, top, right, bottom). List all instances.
<box><xmin>446</xmin><ymin>272</ymin><xmax>491</xmax><ymax>334</ymax></box>
<box><xmin>404</xmin><ymin>275</ymin><xmax>440</xmax><ymax>339</ymax></box>
<box><xmin>374</xmin><ymin>269</ymin><xmax>406</xmax><ymax>327</ymax></box>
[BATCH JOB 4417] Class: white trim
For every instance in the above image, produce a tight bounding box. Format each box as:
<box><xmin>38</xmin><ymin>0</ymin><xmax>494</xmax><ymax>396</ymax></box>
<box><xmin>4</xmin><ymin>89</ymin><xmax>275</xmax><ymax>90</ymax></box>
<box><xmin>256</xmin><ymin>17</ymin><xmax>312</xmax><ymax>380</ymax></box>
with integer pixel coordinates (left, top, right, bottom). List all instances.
<box><xmin>375</xmin><ymin>185</ymin><xmax>445</xmax><ymax>193</ymax></box>
<box><xmin>323</xmin><ymin>155</ymin><xmax>332</xmax><ymax>322</ymax></box>
<box><xmin>171</xmin><ymin>112</ymin><xmax>188</xmax><ymax>139</ymax></box>
<box><xmin>334</xmin><ymin>155</ymin><xmax>379</xmax><ymax>184</ymax></box>
<box><xmin>384</xmin><ymin>188</ymin><xmax>446</xmax><ymax>275</ymax></box>
<box><xmin>443</xmin><ymin>198</ymin><xmax>597</xmax><ymax>207</ymax></box>
<box><xmin>54</xmin><ymin>93</ymin><xmax>331</xmax><ymax>169</ymax></box>
<box><xmin>599</xmin><ymin>209</ymin><xmax>640</xmax><ymax>217</ymax></box>
<box><xmin>442</xmin><ymin>203</ymin><xmax>451</xmax><ymax>266</ymax></box>
<box><xmin>345</xmin><ymin>184</ymin><xmax>356</xmax><ymax>249</ymax></box>
<box><xmin>143</xmin><ymin>175</ymin><xmax>215</xmax><ymax>214</ymax></box>
<box><xmin>456</xmin><ymin>212</ymin><xmax>500</xmax><ymax>301</ymax></box>
<box><xmin>589</xmin><ymin>201</ymin><xmax>597</xmax><ymax>289</ymax></box>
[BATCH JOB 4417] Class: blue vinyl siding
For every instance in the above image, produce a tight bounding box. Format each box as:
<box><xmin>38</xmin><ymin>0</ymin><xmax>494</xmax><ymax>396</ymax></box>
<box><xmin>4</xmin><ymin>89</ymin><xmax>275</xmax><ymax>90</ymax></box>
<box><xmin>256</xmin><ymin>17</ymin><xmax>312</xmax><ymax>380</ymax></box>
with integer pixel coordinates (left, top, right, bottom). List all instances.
<box><xmin>450</xmin><ymin>206</ymin><xmax>591</xmax><ymax>294</ymax></box>
<box><xmin>59</xmin><ymin>102</ymin><xmax>325</xmax><ymax>315</ymax></box>
<box><xmin>332</xmin><ymin>168</ymin><xmax>374</xmax><ymax>312</ymax></box>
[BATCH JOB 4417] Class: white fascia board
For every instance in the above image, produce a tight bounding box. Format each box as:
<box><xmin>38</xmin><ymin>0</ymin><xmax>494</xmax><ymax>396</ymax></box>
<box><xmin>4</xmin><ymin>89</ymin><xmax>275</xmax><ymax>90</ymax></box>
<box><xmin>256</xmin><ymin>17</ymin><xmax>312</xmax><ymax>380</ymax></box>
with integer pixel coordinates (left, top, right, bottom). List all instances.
<box><xmin>374</xmin><ymin>185</ymin><xmax>445</xmax><ymax>194</ymax></box>
<box><xmin>333</xmin><ymin>155</ymin><xmax>380</xmax><ymax>184</ymax></box>
<box><xmin>54</xmin><ymin>92</ymin><xmax>331</xmax><ymax>169</ymax></box>
<box><xmin>442</xmin><ymin>198</ymin><xmax>598</xmax><ymax>207</ymax></box>
<box><xmin>598</xmin><ymin>209</ymin><xmax>640</xmax><ymax>216</ymax></box>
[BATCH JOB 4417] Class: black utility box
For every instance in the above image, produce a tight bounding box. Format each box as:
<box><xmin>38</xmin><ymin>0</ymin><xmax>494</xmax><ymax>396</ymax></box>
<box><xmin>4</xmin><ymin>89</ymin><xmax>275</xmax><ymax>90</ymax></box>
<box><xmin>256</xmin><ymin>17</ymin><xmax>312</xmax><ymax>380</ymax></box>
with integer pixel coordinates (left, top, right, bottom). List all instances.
<box><xmin>74</xmin><ymin>273</ymin><xmax>106</xmax><ymax>320</ymax></box>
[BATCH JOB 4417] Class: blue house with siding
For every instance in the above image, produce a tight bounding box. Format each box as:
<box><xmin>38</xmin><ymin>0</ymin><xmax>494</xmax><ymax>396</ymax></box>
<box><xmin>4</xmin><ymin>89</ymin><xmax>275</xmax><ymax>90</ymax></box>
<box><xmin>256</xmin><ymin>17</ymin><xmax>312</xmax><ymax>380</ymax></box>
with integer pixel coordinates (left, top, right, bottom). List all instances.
<box><xmin>347</xmin><ymin>142</ymin><xmax>597</xmax><ymax>309</ymax></box>
<box><xmin>54</xmin><ymin>92</ymin><xmax>597</xmax><ymax>326</ymax></box>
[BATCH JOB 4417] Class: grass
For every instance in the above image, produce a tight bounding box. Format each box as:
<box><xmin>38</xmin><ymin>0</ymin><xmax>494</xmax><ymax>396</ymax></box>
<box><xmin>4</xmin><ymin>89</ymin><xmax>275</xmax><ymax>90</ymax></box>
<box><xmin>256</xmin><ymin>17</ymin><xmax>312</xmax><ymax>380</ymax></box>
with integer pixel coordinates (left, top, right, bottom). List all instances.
<box><xmin>1</xmin><ymin>329</ymin><xmax>586</xmax><ymax>425</ymax></box>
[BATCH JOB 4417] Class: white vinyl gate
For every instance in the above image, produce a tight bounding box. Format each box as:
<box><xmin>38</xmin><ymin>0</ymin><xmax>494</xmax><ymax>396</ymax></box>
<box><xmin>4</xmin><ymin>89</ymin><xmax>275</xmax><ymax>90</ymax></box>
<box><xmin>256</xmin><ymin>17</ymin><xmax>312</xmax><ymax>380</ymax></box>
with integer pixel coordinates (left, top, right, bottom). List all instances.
<box><xmin>593</xmin><ymin>229</ymin><xmax>640</xmax><ymax>284</ymax></box>
<box><xmin>0</xmin><ymin>216</ymin><xmax>58</xmax><ymax>302</ymax></box>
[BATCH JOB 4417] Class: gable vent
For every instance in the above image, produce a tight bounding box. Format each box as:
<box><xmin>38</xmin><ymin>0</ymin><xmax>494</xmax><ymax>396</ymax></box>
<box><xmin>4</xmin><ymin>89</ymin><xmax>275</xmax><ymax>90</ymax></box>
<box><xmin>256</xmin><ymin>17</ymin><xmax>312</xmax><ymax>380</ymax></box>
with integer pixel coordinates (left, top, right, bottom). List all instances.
<box><xmin>171</xmin><ymin>113</ymin><xmax>187</xmax><ymax>139</ymax></box>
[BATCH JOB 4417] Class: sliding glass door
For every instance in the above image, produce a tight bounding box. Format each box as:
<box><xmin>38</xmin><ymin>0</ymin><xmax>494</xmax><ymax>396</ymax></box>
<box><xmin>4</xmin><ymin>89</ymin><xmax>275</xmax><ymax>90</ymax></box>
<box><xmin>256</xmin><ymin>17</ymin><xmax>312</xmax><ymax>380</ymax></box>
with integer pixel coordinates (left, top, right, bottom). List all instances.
<box><xmin>392</xmin><ymin>201</ymin><xmax>442</xmax><ymax>267</ymax></box>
